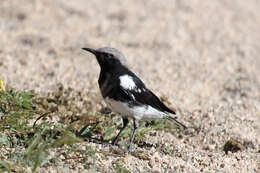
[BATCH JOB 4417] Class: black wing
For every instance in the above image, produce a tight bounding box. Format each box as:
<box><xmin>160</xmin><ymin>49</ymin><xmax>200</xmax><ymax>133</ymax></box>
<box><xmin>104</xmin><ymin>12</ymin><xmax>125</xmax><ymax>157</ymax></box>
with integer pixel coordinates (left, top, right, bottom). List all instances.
<box><xmin>121</xmin><ymin>77</ymin><xmax>176</xmax><ymax>115</ymax></box>
<box><xmin>101</xmin><ymin>66</ymin><xmax>176</xmax><ymax>115</ymax></box>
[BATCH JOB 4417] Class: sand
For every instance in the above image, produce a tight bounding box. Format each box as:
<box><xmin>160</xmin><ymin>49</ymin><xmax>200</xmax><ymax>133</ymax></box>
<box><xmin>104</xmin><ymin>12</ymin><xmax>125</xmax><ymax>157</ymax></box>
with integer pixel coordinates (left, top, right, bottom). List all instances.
<box><xmin>0</xmin><ymin>0</ymin><xmax>259</xmax><ymax>172</ymax></box>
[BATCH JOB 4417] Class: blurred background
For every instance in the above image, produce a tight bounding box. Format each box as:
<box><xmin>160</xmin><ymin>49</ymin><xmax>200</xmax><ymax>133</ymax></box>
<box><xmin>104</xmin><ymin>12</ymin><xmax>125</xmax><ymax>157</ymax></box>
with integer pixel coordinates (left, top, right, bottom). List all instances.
<box><xmin>0</xmin><ymin>0</ymin><xmax>259</xmax><ymax>108</ymax></box>
<box><xmin>0</xmin><ymin>0</ymin><xmax>259</xmax><ymax>172</ymax></box>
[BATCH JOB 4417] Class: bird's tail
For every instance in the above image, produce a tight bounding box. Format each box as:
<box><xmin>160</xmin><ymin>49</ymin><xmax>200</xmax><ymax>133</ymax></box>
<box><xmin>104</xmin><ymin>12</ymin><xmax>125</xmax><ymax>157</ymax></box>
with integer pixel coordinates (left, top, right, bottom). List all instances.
<box><xmin>164</xmin><ymin>116</ymin><xmax>187</xmax><ymax>129</ymax></box>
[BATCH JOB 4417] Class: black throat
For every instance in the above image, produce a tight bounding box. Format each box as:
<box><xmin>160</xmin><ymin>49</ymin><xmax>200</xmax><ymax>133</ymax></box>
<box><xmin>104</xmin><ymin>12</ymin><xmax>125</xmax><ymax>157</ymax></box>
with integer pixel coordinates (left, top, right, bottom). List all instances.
<box><xmin>97</xmin><ymin>63</ymin><xmax>130</xmax><ymax>98</ymax></box>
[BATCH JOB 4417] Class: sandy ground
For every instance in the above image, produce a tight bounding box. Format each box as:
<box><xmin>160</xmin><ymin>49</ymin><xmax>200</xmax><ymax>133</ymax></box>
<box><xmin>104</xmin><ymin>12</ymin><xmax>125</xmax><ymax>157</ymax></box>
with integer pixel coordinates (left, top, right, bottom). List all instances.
<box><xmin>0</xmin><ymin>0</ymin><xmax>260</xmax><ymax>172</ymax></box>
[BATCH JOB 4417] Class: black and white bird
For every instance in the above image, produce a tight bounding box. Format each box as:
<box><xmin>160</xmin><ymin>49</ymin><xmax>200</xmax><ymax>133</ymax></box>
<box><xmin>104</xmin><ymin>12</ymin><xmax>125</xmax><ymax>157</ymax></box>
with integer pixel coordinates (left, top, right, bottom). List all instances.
<box><xmin>82</xmin><ymin>47</ymin><xmax>186</xmax><ymax>151</ymax></box>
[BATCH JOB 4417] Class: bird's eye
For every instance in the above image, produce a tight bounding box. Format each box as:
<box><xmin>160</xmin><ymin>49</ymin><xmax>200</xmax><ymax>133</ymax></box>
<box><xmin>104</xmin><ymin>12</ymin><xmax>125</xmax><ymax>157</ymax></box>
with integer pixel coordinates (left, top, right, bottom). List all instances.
<box><xmin>107</xmin><ymin>53</ymin><xmax>114</xmax><ymax>59</ymax></box>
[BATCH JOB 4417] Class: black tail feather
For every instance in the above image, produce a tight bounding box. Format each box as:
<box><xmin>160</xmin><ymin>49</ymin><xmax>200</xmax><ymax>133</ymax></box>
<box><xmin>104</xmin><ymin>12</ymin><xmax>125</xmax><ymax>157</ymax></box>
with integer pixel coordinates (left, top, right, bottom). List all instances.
<box><xmin>164</xmin><ymin>116</ymin><xmax>187</xmax><ymax>129</ymax></box>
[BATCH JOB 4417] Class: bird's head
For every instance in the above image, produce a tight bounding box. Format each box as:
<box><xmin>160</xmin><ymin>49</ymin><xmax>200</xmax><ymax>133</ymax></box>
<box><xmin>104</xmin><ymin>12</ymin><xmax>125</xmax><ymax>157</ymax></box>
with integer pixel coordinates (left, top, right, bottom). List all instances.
<box><xmin>82</xmin><ymin>47</ymin><xmax>126</xmax><ymax>69</ymax></box>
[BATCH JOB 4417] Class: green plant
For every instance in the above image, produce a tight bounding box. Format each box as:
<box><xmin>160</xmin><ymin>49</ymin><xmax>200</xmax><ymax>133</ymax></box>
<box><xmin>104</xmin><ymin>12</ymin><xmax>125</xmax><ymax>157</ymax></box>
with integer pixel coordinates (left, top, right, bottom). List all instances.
<box><xmin>0</xmin><ymin>89</ymin><xmax>88</xmax><ymax>172</ymax></box>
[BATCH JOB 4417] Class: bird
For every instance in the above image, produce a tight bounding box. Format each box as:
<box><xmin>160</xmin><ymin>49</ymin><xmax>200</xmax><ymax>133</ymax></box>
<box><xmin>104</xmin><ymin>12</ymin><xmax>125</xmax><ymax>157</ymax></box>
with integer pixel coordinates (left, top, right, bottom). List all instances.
<box><xmin>82</xmin><ymin>47</ymin><xmax>186</xmax><ymax>152</ymax></box>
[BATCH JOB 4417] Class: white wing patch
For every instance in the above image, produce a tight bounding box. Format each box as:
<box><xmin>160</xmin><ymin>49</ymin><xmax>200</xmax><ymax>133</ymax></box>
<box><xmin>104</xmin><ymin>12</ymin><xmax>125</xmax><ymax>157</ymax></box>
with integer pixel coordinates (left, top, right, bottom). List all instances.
<box><xmin>119</xmin><ymin>75</ymin><xmax>137</xmax><ymax>90</ymax></box>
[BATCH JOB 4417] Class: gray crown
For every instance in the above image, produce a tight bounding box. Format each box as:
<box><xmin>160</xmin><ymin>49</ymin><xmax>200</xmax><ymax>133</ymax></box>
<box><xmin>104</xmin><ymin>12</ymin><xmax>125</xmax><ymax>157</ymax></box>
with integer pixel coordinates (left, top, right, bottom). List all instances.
<box><xmin>97</xmin><ymin>47</ymin><xmax>127</xmax><ymax>65</ymax></box>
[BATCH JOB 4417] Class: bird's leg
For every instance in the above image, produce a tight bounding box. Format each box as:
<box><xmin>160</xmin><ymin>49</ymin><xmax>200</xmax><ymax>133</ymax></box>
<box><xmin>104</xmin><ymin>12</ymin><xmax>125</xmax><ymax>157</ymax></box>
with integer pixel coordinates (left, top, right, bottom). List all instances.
<box><xmin>127</xmin><ymin>118</ymin><xmax>139</xmax><ymax>152</ymax></box>
<box><xmin>112</xmin><ymin>118</ymin><xmax>129</xmax><ymax>145</ymax></box>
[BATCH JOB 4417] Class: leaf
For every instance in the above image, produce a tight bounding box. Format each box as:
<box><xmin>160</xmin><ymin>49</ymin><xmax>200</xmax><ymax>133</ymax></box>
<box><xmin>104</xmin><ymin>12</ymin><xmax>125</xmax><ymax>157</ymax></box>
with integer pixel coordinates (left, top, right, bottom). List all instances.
<box><xmin>32</xmin><ymin>148</ymin><xmax>48</xmax><ymax>172</ymax></box>
<box><xmin>51</xmin><ymin>130</ymin><xmax>82</xmax><ymax>148</ymax></box>
<box><xmin>114</xmin><ymin>163</ymin><xmax>130</xmax><ymax>173</ymax></box>
<box><xmin>24</xmin><ymin>127</ymin><xmax>47</xmax><ymax>160</ymax></box>
<box><xmin>78</xmin><ymin>125</ymin><xmax>93</xmax><ymax>138</ymax></box>
<box><xmin>0</xmin><ymin>78</ymin><xmax>5</xmax><ymax>91</ymax></box>
<box><xmin>0</xmin><ymin>133</ymin><xmax>11</xmax><ymax>147</ymax></box>
<box><xmin>103</xmin><ymin>126</ymin><xmax>116</xmax><ymax>141</ymax></box>
<box><xmin>18</xmin><ymin>92</ymin><xmax>34</xmax><ymax>100</ymax></box>
<box><xmin>0</xmin><ymin>161</ymin><xmax>11</xmax><ymax>172</ymax></box>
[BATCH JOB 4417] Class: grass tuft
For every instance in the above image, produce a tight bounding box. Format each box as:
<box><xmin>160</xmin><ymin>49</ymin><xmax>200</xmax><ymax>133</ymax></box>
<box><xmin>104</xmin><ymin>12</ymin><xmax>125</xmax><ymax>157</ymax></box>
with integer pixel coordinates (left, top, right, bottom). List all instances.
<box><xmin>0</xmin><ymin>85</ymin><xmax>187</xmax><ymax>171</ymax></box>
<box><xmin>0</xmin><ymin>88</ymin><xmax>91</xmax><ymax>172</ymax></box>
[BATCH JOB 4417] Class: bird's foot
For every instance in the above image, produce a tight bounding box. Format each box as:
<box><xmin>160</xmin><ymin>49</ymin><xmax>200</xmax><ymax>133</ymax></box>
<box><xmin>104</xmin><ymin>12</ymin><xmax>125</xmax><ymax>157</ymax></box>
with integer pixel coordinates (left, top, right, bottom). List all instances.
<box><xmin>111</xmin><ymin>138</ymin><xmax>120</xmax><ymax>147</ymax></box>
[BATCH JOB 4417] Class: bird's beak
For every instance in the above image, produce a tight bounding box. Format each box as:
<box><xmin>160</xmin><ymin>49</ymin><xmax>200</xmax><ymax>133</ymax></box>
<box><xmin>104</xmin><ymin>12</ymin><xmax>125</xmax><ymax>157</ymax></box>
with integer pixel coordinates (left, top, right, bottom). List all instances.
<box><xmin>82</xmin><ymin>47</ymin><xmax>104</xmax><ymax>66</ymax></box>
<box><xmin>82</xmin><ymin>48</ymin><xmax>98</xmax><ymax>56</ymax></box>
